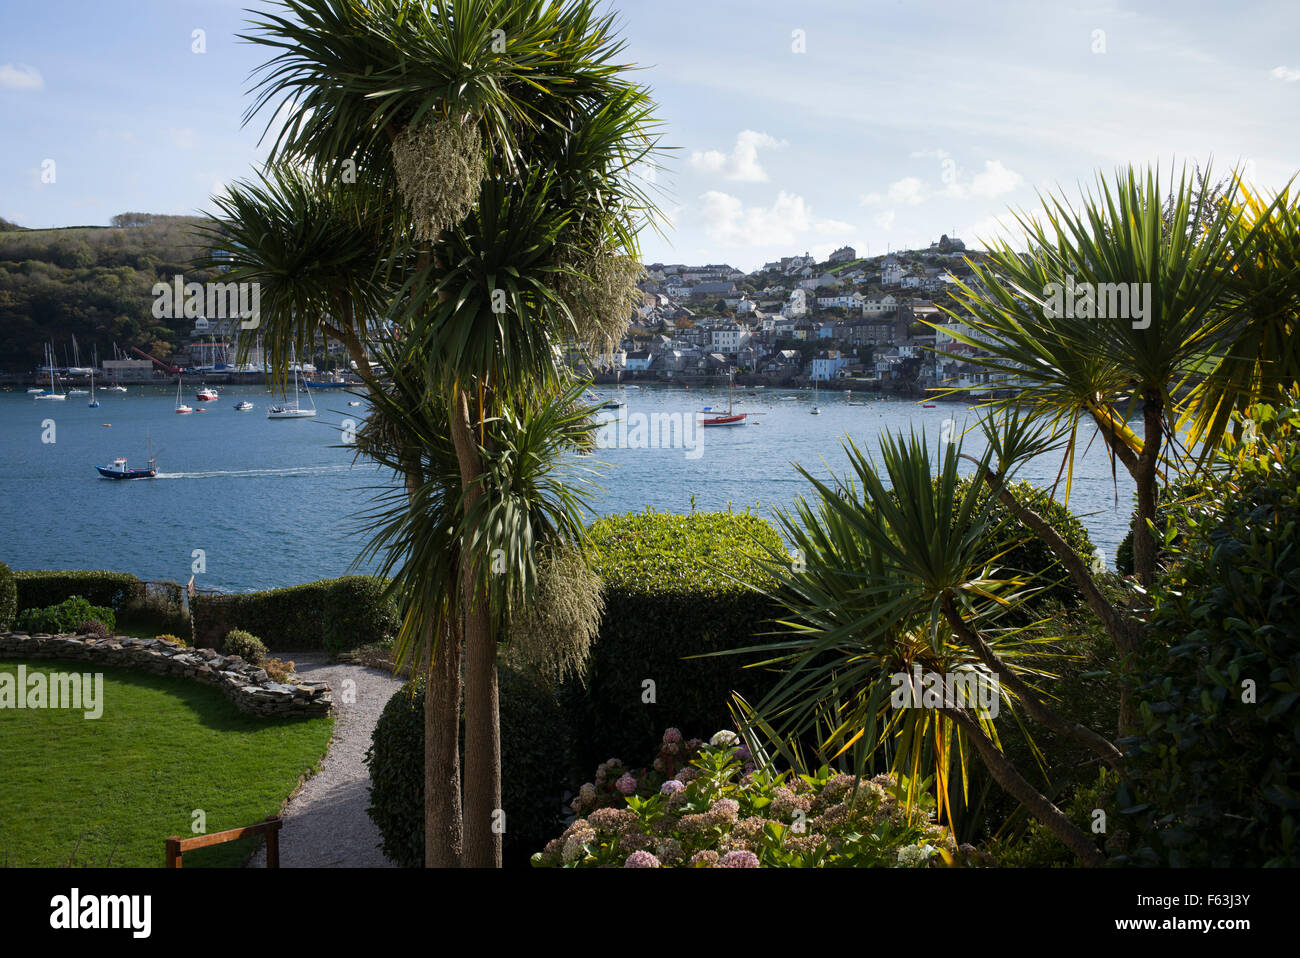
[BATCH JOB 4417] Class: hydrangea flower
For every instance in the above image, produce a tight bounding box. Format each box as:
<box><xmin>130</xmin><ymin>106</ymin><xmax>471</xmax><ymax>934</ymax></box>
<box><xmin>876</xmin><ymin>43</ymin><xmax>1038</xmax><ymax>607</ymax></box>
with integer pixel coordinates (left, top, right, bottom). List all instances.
<box><xmin>624</xmin><ymin>850</ymin><xmax>661</xmax><ymax>868</ymax></box>
<box><xmin>615</xmin><ymin>772</ymin><xmax>638</xmax><ymax>795</ymax></box>
<box><xmin>662</xmin><ymin>728</ymin><xmax>683</xmax><ymax>744</ymax></box>
<box><xmin>660</xmin><ymin>779</ymin><xmax>685</xmax><ymax>795</ymax></box>
<box><xmin>719</xmin><ymin>850</ymin><xmax>760</xmax><ymax>868</ymax></box>
<box><xmin>896</xmin><ymin>844</ymin><xmax>933</xmax><ymax>868</ymax></box>
<box><xmin>710</xmin><ymin>730</ymin><xmax>740</xmax><ymax>747</ymax></box>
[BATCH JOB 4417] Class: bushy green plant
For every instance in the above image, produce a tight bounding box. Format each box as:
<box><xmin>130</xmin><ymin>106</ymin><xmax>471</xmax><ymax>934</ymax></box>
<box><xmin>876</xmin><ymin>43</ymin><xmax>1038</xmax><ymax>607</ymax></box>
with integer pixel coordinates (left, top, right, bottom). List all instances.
<box><xmin>192</xmin><ymin>575</ymin><xmax>393</xmax><ymax>652</ymax></box>
<box><xmin>14</xmin><ymin>570</ymin><xmax>141</xmax><ymax>613</ymax></box>
<box><xmin>15</xmin><ymin>595</ymin><xmax>116</xmax><ymax>633</ymax></box>
<box><xmin>366</xmin><ymin>667</ymin><xmax>573</xmax><ymax>868</ymax></box>
<box><xmin>0</xmin><ymin>562</ymin><xmax>16</xmax><ymax>631</ymax></box>
<box><xmin>562</xmin><ymin>511</ymin><xmax>784</xmax><ymax>768</ymax></box>
<box><xmin>1116</xmin><ymin>394</ymin><xmax>1300</xmax><ymax>867</ymax></box>
<box><xmin>155</xmin><ymin>633</ymin><xmax>187</xmax><ymax>647</ymax></box>
<box><xmin>321</xmin><ymin>576</ymin><xmax>399</xmax><ymax>654</ymax></box>
<box><xmin>534</xmin><ymin>729</ymin><xmax>987</xmax><ymax>868</ymax></box>
<box><xmin>222</xmin><ymin>629</ymin><xmax>268</xmax><ymax>665</ymax></box>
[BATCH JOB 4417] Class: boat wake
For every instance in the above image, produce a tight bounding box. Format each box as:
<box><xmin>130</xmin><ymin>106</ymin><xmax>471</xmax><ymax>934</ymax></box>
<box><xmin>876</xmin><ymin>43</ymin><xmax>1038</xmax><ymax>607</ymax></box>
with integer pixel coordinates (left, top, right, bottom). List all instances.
<box><xmin>153</xmin><ymin>465</ymin><xmax>352</xmax><ymax>480</ymax></box>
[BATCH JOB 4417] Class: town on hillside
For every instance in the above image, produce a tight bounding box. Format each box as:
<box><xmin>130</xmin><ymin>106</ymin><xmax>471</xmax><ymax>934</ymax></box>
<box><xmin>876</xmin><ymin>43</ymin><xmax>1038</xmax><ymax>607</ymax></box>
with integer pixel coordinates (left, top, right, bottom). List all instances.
<box><xmin>597</xmin><ymin>237</ymin><xmax>999</xmax><ymax>397</ymax></box>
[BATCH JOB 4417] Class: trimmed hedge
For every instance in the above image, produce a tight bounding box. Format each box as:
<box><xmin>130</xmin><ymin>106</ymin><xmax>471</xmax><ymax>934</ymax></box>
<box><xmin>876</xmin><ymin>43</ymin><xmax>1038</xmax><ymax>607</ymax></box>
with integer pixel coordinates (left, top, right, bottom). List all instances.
<box><xmin>365</xmin><ymin>667</ymin><xmax>573</xmax><ymax>868</ymax></box>
<box><xmin>322</xmin><ymin>576</ymin><xmax>401</xmax><ymax>654</ymax></box>
<box><xmin>13</xmin><ymin>570</ymin><xmax>142</xmax><ymax>613</ymax></box>
<box><xmin>192</xmin><ymin>575</ymin><xmax>397</xmax><ymax>653</ymax></box>
<box><xmin>0</xmin><ymin>563</ymin><xmax>15</xmax><ymax>631</ymax></box>
<box><xmin>561</xmin><ymin>510</ymin><xmax>784</xmax><ymax>769</ymax></box>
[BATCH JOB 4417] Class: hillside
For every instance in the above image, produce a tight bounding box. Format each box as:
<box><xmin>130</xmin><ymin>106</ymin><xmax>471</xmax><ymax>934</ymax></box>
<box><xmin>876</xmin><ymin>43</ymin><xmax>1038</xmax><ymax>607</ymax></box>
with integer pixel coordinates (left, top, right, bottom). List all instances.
<box><xmin>0</xmin><ymin>214</ymin><xmax>220</xmax><ymax>372</ymax></box>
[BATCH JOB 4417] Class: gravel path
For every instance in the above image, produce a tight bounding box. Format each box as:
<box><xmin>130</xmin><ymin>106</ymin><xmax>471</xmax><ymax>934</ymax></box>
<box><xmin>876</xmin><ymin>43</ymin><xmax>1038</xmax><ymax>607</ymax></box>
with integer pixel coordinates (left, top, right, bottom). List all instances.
<box><xmin>248</xmin><ymin>654</ymin><xmax>405</xmax><ymax>868</ymax></box>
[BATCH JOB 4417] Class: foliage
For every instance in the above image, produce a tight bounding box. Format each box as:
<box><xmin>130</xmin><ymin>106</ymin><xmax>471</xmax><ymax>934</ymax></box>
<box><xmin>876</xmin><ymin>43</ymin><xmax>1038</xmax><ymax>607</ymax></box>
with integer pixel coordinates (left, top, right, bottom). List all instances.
<box><xmin>191</xmin><ymin>575</ymin><xmax>393</xmax><ymax>652</ymax></box>
<box><xmin>155</xmin><ymin>633</ymin><xmax>187</xmax><ymax>648</ymax></box>
<box><xmin>321</xmin><ymin>576</ymin><xmax>400</xmax><ymax>655</ymax></box>
<box><xmin>73</xmin><ymin>620</ymin><xmax>113</xmax><ymax>640</ymax></box>
<box><xmin>0</xmin><ymin>563</ymin><xmax>15</xmax><ymax>632</ymax></box>
<box><xmin>15</xmin><ymin>596</ymin><xmax>116</xmax><ymax>634</ymax></box>
<box><xmin>364</xmin><ymin>667</ymin><xmax>574</xmax><ymax>868</ymax></box>
<box><xmin>222</xmin><ymin>629</ymin><xmax>268</xmax><ymax>665</ymax></box>
<box><xmin>561</xmin><ymin>510</ymin><xmax>784</xmax><ymax>768</ymax></box>
<box><xmin>263</xmin><ymin>657</ymin><xmax>296</xmax><ymax>683</ymax></box>
<box><xmin>13</xmin><ymin>570</ymin><xmax>141</xmax><ymax>614</ymax></box>
<box><xmin>0</xmin><ymin>218</ymin><xmax>216</xmax><ymax>371</ymax></box>
<box><xmin>1116</xmin><ymin>392</ymin><xmax>1300</xmax><ymax>866</ymax></box>
<box><xmin>988</xmin><ymin>770</ymin><xmax>1121</xmax><ymax>867</ymax></box>
<box><xmin>533</xmin><ymin>730</ymin><xmax>986</xmax><ymax>868</ymax></box>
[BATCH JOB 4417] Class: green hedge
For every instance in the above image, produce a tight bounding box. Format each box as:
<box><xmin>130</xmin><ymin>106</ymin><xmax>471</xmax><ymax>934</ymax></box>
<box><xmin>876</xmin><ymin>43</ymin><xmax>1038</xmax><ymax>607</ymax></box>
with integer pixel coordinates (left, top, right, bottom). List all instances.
<box><xmin>13</xmin><ymin>570</ymin><xmax>142</xmax><ymax>613</ymax></box>
<box><xmin>561</xmin><ymin>510</ymin><xmax>784</xmax><ymax>769</ymax></box>
<box><xmin>192</xmin><ymin>575</ymin><xmax>396</xmax><ymax>653</ymax></box>
<box><xmin>365</xmin><ymin>667</ymin><xmax>573</xmax><ymax>868</ymax></box>
<box><xmin>0</xmin><ymin>563</ymin><xmax>15</xmax><ymax>631</ymax></box>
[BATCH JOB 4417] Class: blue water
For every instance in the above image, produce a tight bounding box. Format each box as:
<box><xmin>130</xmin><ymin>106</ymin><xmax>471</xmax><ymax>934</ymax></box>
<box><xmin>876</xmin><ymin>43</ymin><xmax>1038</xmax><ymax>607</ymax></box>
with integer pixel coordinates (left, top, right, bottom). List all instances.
<box><xmin>0</xmin><ymin>384</ymin><xmax>1136</xmax><ymax>592</ymax></box>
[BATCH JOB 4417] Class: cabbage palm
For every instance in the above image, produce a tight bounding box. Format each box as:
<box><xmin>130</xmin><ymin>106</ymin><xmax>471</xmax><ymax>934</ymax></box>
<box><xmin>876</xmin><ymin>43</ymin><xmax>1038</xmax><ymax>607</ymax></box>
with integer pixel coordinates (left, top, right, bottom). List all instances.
<box><xmin>940</xmin><ymin>164</ymin><xmax>1261</xmax><ymax>589</ymax></box>
<box><xmin>729</xmin><ymin>430</ymin><xmax>1110</xmax><ymax>864</ymax></box>
<box><xmin>242</xmin><ymin>0</ymin><xmax>661</xmax><ymax>866</ymax></box>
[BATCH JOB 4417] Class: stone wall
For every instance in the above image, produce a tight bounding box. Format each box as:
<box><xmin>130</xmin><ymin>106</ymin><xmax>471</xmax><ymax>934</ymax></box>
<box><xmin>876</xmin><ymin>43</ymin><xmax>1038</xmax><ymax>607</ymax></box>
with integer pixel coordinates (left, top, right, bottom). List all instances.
<box><xmin>0</xmin><ymin>631</ymin><xmax>332</xmax><ymax>718</ymax></box>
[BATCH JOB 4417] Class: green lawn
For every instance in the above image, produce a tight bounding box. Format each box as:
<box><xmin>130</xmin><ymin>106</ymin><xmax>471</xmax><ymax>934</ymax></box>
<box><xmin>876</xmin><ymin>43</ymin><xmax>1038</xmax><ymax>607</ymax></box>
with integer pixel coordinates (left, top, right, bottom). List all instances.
<box><xmin>0</xmin><ymin>658</ymin><xmax>333</xmax><ymax>867</ymax></box>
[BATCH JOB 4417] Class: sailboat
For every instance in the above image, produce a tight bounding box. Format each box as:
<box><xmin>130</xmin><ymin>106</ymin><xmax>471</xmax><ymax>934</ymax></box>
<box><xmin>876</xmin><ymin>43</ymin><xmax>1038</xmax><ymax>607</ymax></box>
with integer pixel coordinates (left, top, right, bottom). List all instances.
<box><xmin>34</xmin><ymin>345</ymin><xmax>66</xmax><ymax>400</ymax></box>
<box><xmin>88</xmin><ymin>371</ymin><xmax>100</xmax><ymax>407</ymax></box>
<box><xmin>174</xmin><ymin>377</ymin><xmax>194</xmax><ymax>414</ymax></box>
<box><xmin>267</xmin><ymin>364</ymin><xmax>315</xmax><ymax>419</ymax></box>
<box><xmin>699</xmin><ymin>368</ymin><xmax>746</xmax><ymax>427</ymax></box>
<box><xmin>810</xmin><ymin>378</ymin><xmax>821</xmax><ymax>415</ymax></box>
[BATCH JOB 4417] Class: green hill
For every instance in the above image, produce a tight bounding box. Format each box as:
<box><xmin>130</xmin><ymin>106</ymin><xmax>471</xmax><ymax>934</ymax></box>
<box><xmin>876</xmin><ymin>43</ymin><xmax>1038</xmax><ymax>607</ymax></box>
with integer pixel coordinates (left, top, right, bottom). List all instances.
<box><xmin>0</xmin><ymin>214</ymin><xmax>220</xmax><ymax>372</ymax></box>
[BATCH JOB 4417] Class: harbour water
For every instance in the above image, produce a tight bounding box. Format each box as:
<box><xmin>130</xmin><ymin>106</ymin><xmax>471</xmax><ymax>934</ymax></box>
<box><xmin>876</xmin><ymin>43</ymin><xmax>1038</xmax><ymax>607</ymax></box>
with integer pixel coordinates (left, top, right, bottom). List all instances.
<box><xmin>0</xmin><ymin>384</ymin><xmax>1136</xmax><ymax>592</ymax></box>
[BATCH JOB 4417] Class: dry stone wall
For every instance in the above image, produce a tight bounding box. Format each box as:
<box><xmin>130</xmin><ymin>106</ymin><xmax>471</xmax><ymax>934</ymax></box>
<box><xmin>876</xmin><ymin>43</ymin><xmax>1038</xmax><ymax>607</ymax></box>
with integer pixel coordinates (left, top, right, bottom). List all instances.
<box><xmin>0</xmin><ymin>631</ymin><xmax>332</xmax><ymax>717</ymax></box>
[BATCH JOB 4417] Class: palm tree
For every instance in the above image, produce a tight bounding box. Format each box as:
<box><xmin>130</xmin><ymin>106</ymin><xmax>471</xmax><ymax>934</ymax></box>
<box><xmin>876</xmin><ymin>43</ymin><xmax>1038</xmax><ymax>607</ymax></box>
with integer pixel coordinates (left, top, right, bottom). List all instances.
<box><xmin>940</xmin><ymin>164</ymin><xmax>1260</xmax><ymax>589</ymax></box>
<box><xmin>729</xmin><ymin>429</ymin><xmax>1110</xmax><ymax>865</ymax></box>
<box><xmin>240</xmin><ymin>0</ymin><xmax>661</xmax><ymax>866</ymax></box>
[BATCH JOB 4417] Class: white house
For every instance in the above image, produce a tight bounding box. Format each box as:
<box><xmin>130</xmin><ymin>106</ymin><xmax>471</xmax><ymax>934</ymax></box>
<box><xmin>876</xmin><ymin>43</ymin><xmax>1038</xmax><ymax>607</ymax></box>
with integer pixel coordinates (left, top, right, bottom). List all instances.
<box><xmin>811</xmin><ymin>350</ymin><xmax>850</xmax><ymax>381</ymax></box>
<box><xmin>784</xmin><ymin>288</ymin><xmax>809</xmax><ymax>318</ymax></box>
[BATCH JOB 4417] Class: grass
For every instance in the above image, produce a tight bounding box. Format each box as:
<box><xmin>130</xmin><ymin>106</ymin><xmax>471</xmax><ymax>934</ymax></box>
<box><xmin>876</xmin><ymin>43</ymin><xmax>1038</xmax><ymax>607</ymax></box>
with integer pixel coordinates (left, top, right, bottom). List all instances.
<box><xmin>0</xmin><ymin>658</ymin><xmax>333</xmax><ymax>867</ymax></box>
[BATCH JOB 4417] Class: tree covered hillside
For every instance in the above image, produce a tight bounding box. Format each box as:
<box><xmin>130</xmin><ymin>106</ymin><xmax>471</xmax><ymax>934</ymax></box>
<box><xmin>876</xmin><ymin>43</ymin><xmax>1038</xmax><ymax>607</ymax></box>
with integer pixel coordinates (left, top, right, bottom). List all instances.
<box><xmin>0</xmin><ymin>214</ymin><xmax>220</xmax><ymax>371</ymax></box>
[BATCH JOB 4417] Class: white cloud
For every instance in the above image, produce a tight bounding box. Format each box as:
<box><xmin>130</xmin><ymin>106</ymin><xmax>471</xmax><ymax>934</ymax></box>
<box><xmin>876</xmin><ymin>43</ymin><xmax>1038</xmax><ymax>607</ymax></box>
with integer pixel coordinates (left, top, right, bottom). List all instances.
<box><xmin>860</xmin><ymin>176</ymin><xmax>927</xmax><ymax>207</ymax></box>
<box><xmin>689</xmin><ymin>130</ymin><xmax>787</xmax><ymax>182</ymax></box>
<box><xmin>873</xmin><ymin>210</ymin><xmax>896</xmax><ymax>230</ymax></box>
<box><xmin>169</xmin><ymin>128</ymin><xmax>198</xmax><ymax>150</ymax></box>
<box><xmin>0</xmin><ymin>64</ymin><xmax>44</xmax><ymax>91</ymax></box>
<box><xmin>697</xmin><ymin>190</ymin><xmax>853</xmax><ymax>247</ymax></box>
<box><xmin>1271</xmin><ymin>65</ymin><xmax>1300</xmax><ymax>83</ymax></box>
<box><xmin>967</xmin><ymin>160</ymin><xmax>1023</xmax><ymax>198</ymax></box>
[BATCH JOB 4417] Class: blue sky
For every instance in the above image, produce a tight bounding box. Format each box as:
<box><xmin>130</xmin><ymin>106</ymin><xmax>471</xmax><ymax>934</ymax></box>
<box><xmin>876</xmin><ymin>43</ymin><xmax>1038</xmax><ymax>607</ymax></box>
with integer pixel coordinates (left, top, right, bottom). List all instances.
<box><xmin>2</xmin><ymin>0</ymin><xmax>1297</xmax><ymax>271</ymax></box>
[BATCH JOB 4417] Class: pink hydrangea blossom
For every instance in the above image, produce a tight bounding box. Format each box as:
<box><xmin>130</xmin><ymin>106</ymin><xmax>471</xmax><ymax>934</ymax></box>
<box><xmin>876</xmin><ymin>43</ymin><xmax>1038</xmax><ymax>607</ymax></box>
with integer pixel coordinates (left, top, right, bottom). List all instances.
<box><xmin>615</xmin><ymin>772</ymin><xmax>638</xmax><ymax>795</ymax></box>
<box><xmin>624</xmin><ymin>850</ymin><xmax>661</xmax><ymax>868</ymax></box>
<box><xmin>719</xmin><ymin>850</ymin><xmax>760</xmax><ymax>868</ymax></box>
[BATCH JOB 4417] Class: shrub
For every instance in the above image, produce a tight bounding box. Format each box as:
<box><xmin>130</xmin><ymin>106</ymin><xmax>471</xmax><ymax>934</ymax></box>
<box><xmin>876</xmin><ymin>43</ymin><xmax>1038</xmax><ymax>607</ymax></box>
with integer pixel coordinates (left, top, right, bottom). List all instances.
<box><xmin>0</xmin><ymin>562</ymin><xmax>16</xmax><ymax>631</ymax></box>
<box><xmin>155</xmin><ymin>633</ymin><xmax>187</xmax><ymax>647</ymax></box>
<box><xmin>1116</xmin><ymin>395</ymin><xmax>1300</xmax><ymax>867</ymax></box>
<box><xmin>1115</xmin><ymin>475</ymin><xmax>1204</xmax><ymax>577</ymax></box>
<box><xmin>534</xmin><ymin>729</ymin><xmax>986</xmax><ymax>868</ymax></box>
<box><xmin>192</xmin><ymin>575</ymin><xmax>393</xmax><ymax>652</ymax></box>
<box><xmin>562</xmin><ymin>510</ymin><xmax>785</xmax><ymax>769</ymax></box>
<box><xmin>263</xmin><ymin>657</ymin><xmax>296</xmax><ymax>683</ymax></box>
<box><xmin>321</xmin><ymin>576</ymin><xmax>399</xmax><ymax>655</ymax></box>
<box><xmin>119</xmin><ymin>581</ymin><xmax>189</xmax><ymax>637</ymax></box>
<box><xmin>365</xmin><ymin>666</ymin><xmax>573</xmax><ymax>868</ymax></box>
<box><xmin>73</xmin><ymin>620</ymin><xmax>112</xmax><ymax>640</ymax></box>
<box><xmin>15</xmin><ymin>596</ymin><xmax>116</xmax><ymax>634</ymax></box>
<box><xmin>222</xmin><ymin>629</ymin><xmax>267</xmax><ymax>664</ymax></box>
<box><xmin>13</xmin><ymin>570</ymin><xmax>141</xmax><ymax>613</ymax></box>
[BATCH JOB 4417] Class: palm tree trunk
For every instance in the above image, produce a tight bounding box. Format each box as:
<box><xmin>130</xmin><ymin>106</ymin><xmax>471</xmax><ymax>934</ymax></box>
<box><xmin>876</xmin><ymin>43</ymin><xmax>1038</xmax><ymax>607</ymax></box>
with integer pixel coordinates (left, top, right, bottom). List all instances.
<box><xmin>449</xmin><ymin>384</ymin><xmax>503</xmax><ymax>868</ymax></box>
<box><xmin>424</xmin><ymin>615</ymin><xmax>464</xmax><ymax>867</ymax></box>
<box><xmin>941</xmin><ymin>707</ymin><xmax>1105</xmax><ymax>866</ymax></box>
<box><xmin>1132</xmin><ymin>391</ymin><xmax>1165</xmax><ymax>590</ymax></box>
<box><xmin>940</xmin><ymin>592</ymin><xmax>1124</xmax><ymax>768</ymax></box>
